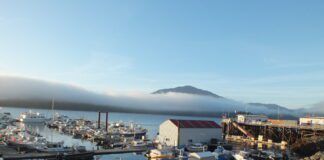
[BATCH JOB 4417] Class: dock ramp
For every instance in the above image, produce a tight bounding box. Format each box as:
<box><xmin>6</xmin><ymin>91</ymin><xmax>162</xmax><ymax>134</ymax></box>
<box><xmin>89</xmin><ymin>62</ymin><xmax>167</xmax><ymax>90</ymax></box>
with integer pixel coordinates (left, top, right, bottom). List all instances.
<box><xmin>232</xmin><ymin>121</ymin><xmax>254</xmax><ymax>138</ymax></box>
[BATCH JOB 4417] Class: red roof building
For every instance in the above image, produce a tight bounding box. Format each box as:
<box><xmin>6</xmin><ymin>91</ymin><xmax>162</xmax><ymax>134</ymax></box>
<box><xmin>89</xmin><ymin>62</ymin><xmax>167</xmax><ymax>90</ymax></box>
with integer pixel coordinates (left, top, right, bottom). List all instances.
<box><xmin>169</xmin><ymin>119</ymin><xmax>222</xmax><ymax>128</ymax></box>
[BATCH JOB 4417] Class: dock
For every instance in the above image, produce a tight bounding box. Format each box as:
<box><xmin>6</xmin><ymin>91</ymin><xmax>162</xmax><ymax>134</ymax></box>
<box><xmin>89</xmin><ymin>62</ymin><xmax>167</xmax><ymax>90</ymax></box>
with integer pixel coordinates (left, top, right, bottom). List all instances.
<box><xmin>0</xmin><ymin>145</ymin><xmax>147</xmax><ymax>160</ymax></box>
<box><xmin>222</xmin><ymin>119</ymin><xmax>324</xmax><ymax>145</ymax></box>
<box><xmin>2</xmin><ymin>152</ymin><xmax>94</xmax><ymax>160</ymax></box>
<box><xmin>93</xmin><ymin>147</ymin><xmax>148</xmax><ymax>155</ymax></box>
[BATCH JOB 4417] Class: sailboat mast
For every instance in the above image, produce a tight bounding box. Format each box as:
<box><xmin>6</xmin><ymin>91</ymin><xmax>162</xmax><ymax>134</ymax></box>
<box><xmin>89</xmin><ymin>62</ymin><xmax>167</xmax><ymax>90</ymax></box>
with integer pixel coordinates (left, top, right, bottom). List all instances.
<box><xmin>52</xmin><ymin>98</ymin><xmax>55</xmax><ymax>121</ymax></box>
<box><xmin>51</xmin><ymin>98</ymin><xmax>54</xmax><ymax>143</ymax></box>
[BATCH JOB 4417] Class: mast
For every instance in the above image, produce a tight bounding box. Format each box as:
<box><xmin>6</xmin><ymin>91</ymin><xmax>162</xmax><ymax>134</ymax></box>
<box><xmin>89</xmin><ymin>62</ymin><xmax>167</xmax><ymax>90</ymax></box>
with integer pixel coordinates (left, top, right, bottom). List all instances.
<box><xmin>277</xmin><ymin>105</ymin><xmax>280</xmax><ymax>120</ymax></box>
<box><xmin>51</xmin><ymin>98</ymin><xmax>54</xmax><ymax>143</ymax></box>
<box><xmin>52</xmin><ymin>98</ymin><xmax>55</xmax><ymax>121</ymax></box>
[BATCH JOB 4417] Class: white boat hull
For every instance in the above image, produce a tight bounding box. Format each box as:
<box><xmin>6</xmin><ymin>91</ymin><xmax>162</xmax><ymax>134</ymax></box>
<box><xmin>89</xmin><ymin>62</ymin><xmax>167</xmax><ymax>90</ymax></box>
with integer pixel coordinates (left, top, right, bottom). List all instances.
<box><xmin>20</xmin><ymin>118</ymin><xmax>47</xmax><ymax>123</ymax></box>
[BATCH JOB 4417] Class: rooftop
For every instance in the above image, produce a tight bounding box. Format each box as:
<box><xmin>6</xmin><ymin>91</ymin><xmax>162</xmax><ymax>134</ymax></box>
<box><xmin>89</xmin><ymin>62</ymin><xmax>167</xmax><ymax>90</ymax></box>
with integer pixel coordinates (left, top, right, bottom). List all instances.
<box><xmin>300</xmin><ymin>117</ymin><xmax>324</xmax><ymax>119</ymax></box>
<box><xmin>237</xmin><ymin>114</ymin><xmax>267</xmax><ymax>117</ymax></box>
<box><xmin>169</xmin><ymin>119</ymin><xmax>221</xmax><ymax>128</ymax></box>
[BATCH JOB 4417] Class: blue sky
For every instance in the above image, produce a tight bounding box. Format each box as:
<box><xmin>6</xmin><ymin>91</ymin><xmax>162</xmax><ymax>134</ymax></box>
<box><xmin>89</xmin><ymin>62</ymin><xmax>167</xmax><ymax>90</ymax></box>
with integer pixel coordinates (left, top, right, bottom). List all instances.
<box><xmin>0</xmin><ymin>1</ymin><xmax>324</xmax><ymax>108</ymax></box>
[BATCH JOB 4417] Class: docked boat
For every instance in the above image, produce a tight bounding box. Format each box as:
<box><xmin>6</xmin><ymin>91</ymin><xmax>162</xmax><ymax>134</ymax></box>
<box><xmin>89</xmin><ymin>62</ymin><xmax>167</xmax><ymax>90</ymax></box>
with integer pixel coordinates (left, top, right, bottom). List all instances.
<box><xmin>36</xmin><ymin>141</ymin><xmax>74</xmax><ymax>153</ymax></box>
<box><xmin>186</xmin><ymin>143</ymin><xmax>208</xmax><ymax>152</ymax></box>
<box><xmin>213</xmin><ymin>145</ymin><xmax>233</xmax><ymax>159</ymax></box>
<box><xmin>233</xmin><ymin>150</ymin><xmax>252</xmax><ymax>160</ymax></box>
<box><xmin>189</xmin><ymin>151</ymin><xmax>216</xmax><ymax>160</ymax></box>
<box><xmin>147</xmin><ymin>149</ymin><xmax>175</xmax><ymax>159</ymax></box>
<box><xmin>131</xmin><ymin>140</ymin><xmax>147</xmax><ymax>148</ymax></box>
<box><xmin>19</xmin><ymin>111</ymin><xmax>48</xmax><ymax>123</ymax></box>
<box><xmin>0</xmin><ymin>112</ymin><xmax>14</xmax><ymax>123</ymax></box>
<box><xmin>249</xmin><ymin>150</ymin><xmax>282</xmax><ymax>160</ymax></box>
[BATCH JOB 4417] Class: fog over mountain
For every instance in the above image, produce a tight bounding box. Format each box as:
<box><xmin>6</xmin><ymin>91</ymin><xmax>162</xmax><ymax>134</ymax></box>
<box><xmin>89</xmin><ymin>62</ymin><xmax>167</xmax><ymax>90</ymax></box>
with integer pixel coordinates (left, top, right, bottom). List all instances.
<box><xmin>247</xmin><ymin>103</ymin><xmax>292</xmax><ymax>112</ymax></box>
<box><xmin>0</xmin><ymin>76</ymin><xmax>315</xmax><ymax>116</ymax></box>
<box><xmin>297</xmin><ymin>101</ymin><xmax>324</xmax><ymax>116</ymax></box>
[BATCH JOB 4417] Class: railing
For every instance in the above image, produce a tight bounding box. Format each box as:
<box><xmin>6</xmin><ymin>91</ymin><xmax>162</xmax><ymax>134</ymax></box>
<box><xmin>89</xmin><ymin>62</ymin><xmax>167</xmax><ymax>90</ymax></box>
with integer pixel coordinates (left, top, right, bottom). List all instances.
<box><xmin>237</xmin><ymin>121</ymin><xmax>324</xmax><ymax>130</ymax></box>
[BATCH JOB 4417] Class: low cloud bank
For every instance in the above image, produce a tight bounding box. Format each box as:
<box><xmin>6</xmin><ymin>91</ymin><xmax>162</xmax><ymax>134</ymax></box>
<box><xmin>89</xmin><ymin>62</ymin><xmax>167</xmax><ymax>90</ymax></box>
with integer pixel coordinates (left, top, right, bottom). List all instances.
<box><xmin>307</xmin><ymin>101</ymin><xmax>324</xmax><ymax>114</ymax></box>
<box><xmin>0</xmin><ymin>76</ymin><xmax>289</xmax><ymax>116</ymax></box>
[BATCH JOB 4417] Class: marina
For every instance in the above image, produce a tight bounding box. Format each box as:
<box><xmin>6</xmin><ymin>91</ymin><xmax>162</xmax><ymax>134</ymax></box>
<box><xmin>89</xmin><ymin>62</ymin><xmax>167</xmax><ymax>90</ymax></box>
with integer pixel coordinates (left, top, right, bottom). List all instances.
<box><xmin>0</xmin><ymin>107</ymin><xmax>323</xmax><ymax>159</ymax></box>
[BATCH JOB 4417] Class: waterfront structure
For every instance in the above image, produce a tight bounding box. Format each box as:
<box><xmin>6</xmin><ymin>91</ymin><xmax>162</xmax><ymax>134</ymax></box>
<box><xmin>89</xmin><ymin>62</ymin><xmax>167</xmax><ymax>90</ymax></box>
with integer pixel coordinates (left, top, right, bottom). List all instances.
<box><xmin>223</xmin><ymin>118</ymin><xmax>324</xmax><ymax>145</ymax></box>
<box><xmin>268</xmin><ymin>119</ymin><xmax>297</xmax><ymax>126</ymax></box>
<box><xmin>158</xmin><ymin>119</ymin><xmax>222</xmax><ymax>147</ymax></box>
<box><xmin>299</xmin><ymin>117</ymin><xmax>324</xmax><ymax>126</ymax></box>
<box><xmin>237</xmin><ymin>114</ymin><xmax>268</xmax><ymax>124</ymax></box>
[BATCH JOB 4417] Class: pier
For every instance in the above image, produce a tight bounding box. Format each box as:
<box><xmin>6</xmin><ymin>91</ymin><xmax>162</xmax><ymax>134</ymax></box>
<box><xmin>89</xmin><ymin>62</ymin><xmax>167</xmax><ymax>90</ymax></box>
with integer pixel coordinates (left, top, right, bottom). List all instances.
<box><xmin>222</xmin><ymin>119</ymin><xmax>324</xmax><ymax>145</ymax></box>
<box><xmin>0</xmin><ymin>145</ymin><xmax>147</xmax><ymax>160</ymax></box>
<box><xmin>93</xmin><ymin>147</ymin><xmax>147</xmax><ymax>155</ymax></box>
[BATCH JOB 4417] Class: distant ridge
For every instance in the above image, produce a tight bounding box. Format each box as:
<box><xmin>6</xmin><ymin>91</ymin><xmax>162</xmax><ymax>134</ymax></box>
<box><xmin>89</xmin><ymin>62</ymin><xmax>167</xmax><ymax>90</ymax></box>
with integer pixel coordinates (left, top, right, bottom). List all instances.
<box><xmin>248</xmin><ymin>103</ymin><xmax>292</xmax><ymax>112</ymax></box>
<box><xmin>152</xmin><ymin>85</ymin><xmax>222</xmax><ymax>98</ymax></box>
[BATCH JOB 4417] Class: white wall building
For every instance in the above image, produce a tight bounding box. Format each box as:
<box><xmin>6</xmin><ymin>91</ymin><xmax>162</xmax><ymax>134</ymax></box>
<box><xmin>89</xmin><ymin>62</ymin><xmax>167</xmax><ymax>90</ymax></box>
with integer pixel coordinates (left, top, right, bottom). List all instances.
<box><xmin>237</xmin><ymin>114</ymin><xmax>268</xmax><ymax>124</ymax></box>
<box><xmin>299</xmin><ymin>117</ymin><xmax>324</xmax><ymax>126</ymax></box>
<box><xmin>158</xmin><ymin>119</ymin><xmax>222</xmax><ymax>147</ymax></box>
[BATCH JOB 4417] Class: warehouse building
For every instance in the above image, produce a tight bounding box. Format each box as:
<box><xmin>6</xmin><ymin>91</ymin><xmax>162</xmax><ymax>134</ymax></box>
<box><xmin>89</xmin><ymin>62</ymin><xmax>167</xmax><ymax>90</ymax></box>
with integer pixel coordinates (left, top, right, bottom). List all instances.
<box><xmin>158</xmin><ymin>119</ymin><xmax>222</xmax><ymax>147</ymax></box>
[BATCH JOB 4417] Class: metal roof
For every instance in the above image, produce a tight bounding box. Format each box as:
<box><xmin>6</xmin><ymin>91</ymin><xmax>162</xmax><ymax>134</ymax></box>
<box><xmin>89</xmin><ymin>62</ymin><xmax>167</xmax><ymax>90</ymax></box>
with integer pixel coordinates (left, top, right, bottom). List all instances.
<box><xmin>169</xmin><ymin>119</ymin><xmax>221</xmax><ymax>128</ymax></box>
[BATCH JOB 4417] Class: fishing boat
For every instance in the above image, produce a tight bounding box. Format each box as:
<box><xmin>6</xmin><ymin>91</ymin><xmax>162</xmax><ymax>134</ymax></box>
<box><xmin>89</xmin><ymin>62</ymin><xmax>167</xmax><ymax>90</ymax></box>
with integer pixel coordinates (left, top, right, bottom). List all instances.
<box><xmin>19</xmin><ymin>111</ymin><xmax>47</xmax><ymax>123</ymax></box>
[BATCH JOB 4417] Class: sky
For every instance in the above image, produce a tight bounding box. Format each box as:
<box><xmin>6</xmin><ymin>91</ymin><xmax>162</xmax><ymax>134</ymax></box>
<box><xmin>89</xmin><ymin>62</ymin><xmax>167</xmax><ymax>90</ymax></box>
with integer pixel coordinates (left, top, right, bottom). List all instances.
<box><xmin>0</xmin><ymin>1</ymin><xmax>324</xmax><ymax>109</ymax></box>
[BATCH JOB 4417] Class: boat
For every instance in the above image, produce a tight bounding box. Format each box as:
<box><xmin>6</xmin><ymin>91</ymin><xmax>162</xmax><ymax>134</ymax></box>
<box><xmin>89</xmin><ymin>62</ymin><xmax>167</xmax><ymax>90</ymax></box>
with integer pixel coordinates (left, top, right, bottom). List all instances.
<box><xmin>19</xmin><ymin>110</ymin><xmax>47</xmax><ymax>123</ymax></box>
<box><xmin>109</xmin><ymin>142</ymin><xmax>126</xmax><ymax>148</ymax></box>
<box><xmin>0</xmin><ymin>112</ymin><xmax>14</xmax><ymax>123</ymax></box>
<box><xmin>36</xmin><ymin>141</ymin><xmax>74</xmax><ymax>153</ymax></box>
<box><xmin>186</xmin><ymin>143</ymin><xmax>208</xmax><ymax>152</ymax></box>
<box><xmin>131</xmin><ymin>140</ymin><xmax>147</xmax><ymax>148</ymax></box>
<box><xmin>249</xmin><ymin>150</ymin><xmax>282</xmax><ymax>160</ymax></box>
<box><xmin>147</xmin><ymin>149</ymin><xmax>175</xmax><ymax>159</ymax></box>
<box><xmin>189</xmin><ymin>151</ymin><xmax>216</xmax><ymax>160</ymax></box>
<box><xmin>233</xmin><ymin>150</ymin><xmax>252</xmax><ymax>160</ymax></box>
<box><xmin>212</xmin><ymin>146</ymin><xmax>234</xmax><ymax>160</ymax></box>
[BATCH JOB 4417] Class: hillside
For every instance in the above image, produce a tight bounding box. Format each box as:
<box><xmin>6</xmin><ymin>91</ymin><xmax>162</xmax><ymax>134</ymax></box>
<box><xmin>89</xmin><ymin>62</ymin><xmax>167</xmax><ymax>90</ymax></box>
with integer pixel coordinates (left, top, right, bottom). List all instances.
<box><xmin>152</xmin><ymin>85</ymin><xmax>222</xmax><ymax>98</ymax></box>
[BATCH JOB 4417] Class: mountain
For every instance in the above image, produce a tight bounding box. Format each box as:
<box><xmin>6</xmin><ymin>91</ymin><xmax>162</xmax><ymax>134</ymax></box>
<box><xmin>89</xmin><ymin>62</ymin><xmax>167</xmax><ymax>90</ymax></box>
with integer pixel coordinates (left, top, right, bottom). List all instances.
<box><xmin>152</xmin><ymin>85</ymin><xmax>222</xmax><ymax>98</ymax></box>
<box><xmin>298</xmin><ymin>102</ymin><xmax>324</xmax><ymax>116</ymax></box>
<box><xmin>248</xmin><ymin>103</ymin><xmax>292</xmax><ymax>112</ymax></box>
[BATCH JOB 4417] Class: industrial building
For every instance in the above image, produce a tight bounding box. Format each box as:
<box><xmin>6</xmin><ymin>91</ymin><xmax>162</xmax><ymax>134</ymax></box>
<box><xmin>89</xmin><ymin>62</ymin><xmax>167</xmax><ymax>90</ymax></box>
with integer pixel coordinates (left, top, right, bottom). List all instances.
<box><xmin>237</xmin><ymin>114</ymin><xmax>268</xmax><ymax>124</ymax></box>
<box><xmin>158</xmin><ymin>119</ymin><xmax>222</xmax><ymax>147</ymax></box>
<box><xmin>299</xmin><ymin>117</ymin><xmax>324</xmax><ymax>126</ymax></box>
